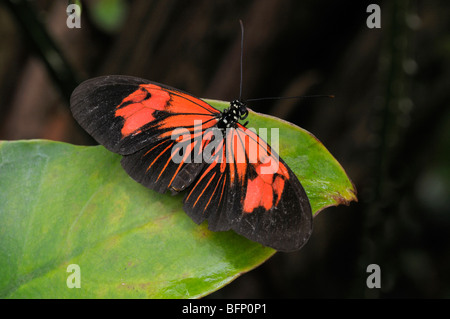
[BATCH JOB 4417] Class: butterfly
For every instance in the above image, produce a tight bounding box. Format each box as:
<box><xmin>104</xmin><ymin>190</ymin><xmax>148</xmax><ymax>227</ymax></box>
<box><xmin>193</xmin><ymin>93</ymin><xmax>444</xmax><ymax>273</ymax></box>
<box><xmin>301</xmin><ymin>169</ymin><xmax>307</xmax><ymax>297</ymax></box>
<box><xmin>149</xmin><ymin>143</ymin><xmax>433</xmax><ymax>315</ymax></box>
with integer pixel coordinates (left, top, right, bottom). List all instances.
<box><xmin>70</xmin><ymin>75</ymin><xmax>312</xmax><ymax>252</ymax></box>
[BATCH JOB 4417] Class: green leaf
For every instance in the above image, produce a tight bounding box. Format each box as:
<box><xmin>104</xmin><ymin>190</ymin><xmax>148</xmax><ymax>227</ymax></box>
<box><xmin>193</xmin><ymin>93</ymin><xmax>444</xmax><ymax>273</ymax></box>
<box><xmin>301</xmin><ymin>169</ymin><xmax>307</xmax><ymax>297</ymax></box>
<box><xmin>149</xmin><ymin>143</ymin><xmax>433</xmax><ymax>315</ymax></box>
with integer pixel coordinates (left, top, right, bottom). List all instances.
<box><xmin>204</xmin><ymin>99</ymin><xmax>357</xmax><ymax>214</ymax></box>
<box><xmin>0</xmin><ymin>99</ymin><xmax>356</xmax><ymax>298</ymax></box>
<box><xmin>89</xmin><ymin>0</ymin><xmax>127</xmax><ymax>33</ymax></box>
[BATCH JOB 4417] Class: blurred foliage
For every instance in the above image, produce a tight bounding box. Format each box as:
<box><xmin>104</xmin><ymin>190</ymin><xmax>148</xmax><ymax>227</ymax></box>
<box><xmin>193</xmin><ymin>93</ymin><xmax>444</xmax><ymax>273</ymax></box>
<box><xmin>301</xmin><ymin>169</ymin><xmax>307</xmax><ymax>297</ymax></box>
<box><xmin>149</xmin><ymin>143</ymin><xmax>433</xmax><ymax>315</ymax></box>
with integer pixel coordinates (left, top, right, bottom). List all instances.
<box><xmin>0</xmin><ymin>0</ymin><xmax>449</xmax><ymax>298</ymax></box>
<box><xmin>89</xmin><ymin>0</ymin><xmax>127</xmax><ymax>33</ymax></box>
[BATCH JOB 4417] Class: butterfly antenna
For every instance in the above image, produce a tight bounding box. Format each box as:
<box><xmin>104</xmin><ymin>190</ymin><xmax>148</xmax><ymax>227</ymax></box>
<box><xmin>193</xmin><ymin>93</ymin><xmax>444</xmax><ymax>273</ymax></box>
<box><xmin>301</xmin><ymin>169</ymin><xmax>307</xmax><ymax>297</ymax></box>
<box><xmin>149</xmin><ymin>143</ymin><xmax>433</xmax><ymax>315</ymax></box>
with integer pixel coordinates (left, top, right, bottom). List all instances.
<box><xmin>237</xmin><ymin>20</ymin><xmax>334</xmax><ymax>104</ymax></box>
<box><xmin>246</xmin><ymin>94</ymin><xmax>335</xmax><ymax>102</ymax></box>
<box><xmin>239</xmin><ymin>19</ymin><xmax>244</xmax><ymax>101</ymax></box>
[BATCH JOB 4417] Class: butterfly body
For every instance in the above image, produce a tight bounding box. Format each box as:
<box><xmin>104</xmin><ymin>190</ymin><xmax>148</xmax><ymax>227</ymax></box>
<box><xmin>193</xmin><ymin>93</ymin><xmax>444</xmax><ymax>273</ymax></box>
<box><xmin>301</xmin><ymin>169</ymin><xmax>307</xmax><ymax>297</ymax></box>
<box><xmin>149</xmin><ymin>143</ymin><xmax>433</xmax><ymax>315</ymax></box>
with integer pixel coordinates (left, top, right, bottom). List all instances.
<box><xmin>70</xmin><ymin>75</ymin><xmax>312</xmax><ymax>252</ymax></box>
<box><xmin>216</xmin><ymin>100</ymin><xmax>249</xmax><ymax>130</ymax></box>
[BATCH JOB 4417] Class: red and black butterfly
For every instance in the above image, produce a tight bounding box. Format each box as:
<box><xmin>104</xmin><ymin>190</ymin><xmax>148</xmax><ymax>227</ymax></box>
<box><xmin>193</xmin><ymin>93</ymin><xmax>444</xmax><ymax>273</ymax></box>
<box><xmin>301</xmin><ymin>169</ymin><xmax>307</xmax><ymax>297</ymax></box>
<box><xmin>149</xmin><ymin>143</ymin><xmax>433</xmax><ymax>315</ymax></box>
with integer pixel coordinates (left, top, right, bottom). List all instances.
<box><xmin>70</xmin><ymin>75</ymin><xmax>312</xmax><ymax>251</ymax></box>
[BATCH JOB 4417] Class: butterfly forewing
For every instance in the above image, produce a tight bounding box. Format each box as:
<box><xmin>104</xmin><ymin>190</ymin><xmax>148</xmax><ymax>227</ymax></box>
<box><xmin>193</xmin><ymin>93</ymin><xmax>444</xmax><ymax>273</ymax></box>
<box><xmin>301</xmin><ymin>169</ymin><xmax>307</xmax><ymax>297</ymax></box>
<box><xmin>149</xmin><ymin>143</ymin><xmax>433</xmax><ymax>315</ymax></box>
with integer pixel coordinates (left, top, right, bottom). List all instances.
<box><xmin>70</xmin><ymin>75</ymin><xmax>218</xmax><ymax>155</ymax></box>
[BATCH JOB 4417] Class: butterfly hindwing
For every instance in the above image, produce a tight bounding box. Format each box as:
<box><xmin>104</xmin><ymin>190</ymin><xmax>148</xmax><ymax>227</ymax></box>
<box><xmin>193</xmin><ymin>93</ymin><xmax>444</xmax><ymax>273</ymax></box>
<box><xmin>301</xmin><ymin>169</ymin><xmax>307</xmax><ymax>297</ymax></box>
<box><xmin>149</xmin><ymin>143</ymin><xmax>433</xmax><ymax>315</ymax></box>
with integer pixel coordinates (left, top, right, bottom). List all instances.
<box><xmin>183</xmin><ymin>124</ymin><xmax>312</xmax><ymax>252</ymax></box>
<box><xmin>121</xmin><ymin>130</ymin><xmax>212</xmax><ymax>194</ymax></box>
<box><xmin>182</xmin><ymin>133</ymin><xmax>231</xmax><ymax>227</ymax></box>
<box><xmin>234</xmin><ymin>125</ymin><xmax>312</xmax><ymax>251</ymax></box>
<box><xmin>235</xmin><ymin>157</ymin><xmax>312</xmax><ymax>252</ymax></box>
<box><xmin>120</xmin><ymin>138</ymin><xmax>178</xmax><ymax>193</ymax></box>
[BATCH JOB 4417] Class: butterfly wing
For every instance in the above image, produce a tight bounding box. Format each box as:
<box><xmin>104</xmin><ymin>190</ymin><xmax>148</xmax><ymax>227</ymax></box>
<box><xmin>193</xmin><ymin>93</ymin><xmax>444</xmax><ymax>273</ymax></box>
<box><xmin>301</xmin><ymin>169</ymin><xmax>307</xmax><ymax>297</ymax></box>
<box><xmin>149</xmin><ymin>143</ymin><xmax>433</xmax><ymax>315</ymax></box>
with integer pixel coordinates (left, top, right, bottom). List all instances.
<box><xmin>70</xmin><ymin>75</ymin><xmax>219</xmax><ymax>155</ymax></box>
<box><xmin>183</xmin><ymin>124</ymin><xmax>312</xmax><ymax>252</ymax></box>
<box><xmin>70</xmin><ymin>75</ymin><xmax>220</xmax><ymax>192</ymax></box>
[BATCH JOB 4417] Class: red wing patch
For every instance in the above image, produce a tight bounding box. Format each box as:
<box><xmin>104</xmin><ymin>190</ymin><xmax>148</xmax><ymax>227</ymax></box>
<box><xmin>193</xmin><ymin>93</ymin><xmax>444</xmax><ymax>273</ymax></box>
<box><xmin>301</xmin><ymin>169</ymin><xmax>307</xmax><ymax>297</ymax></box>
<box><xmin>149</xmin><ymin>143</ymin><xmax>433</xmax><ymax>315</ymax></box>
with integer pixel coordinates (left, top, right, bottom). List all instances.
<box><xmin>115</xmin><ymin>84</ymin><xmax>171</xmax><ymax>136</ymax></box>
<box><xmin>233</xmin><ymin>125</ymin><xmax>290</xmax><ymax>213</ymax></box>
<box><xmin>243</xmin><ymin>162</ymin><xmax>287</xmax><ymax>213</ymax></box>
<box><xmin>115</xmin><ymin>84</ymin><xmax>219</xmax><ymax>137</ymax></box>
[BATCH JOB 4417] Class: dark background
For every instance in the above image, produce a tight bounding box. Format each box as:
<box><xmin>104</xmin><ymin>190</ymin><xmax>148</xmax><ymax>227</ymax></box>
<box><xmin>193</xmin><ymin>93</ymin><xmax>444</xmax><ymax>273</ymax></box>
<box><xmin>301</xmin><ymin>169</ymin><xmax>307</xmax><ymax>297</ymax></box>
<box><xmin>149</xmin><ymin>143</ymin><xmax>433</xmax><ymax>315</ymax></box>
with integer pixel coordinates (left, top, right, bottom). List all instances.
<box><xmin>1</xmin><ymin>0</ymin><xmax>449</xmax><ymax>298</ymax></box>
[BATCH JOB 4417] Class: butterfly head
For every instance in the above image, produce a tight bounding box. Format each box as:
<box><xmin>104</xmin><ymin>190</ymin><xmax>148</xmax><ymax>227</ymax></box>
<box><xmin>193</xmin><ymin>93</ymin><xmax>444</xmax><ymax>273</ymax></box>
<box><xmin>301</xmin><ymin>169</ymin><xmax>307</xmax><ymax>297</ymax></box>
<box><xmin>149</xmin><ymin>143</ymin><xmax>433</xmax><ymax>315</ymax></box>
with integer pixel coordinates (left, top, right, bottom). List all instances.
<box><xmin>232</xmin><ymin>100</ymin><xmax>249</xmax><ymax>120</ymax></box>
<box><xmin>218</xmin><ymin>100</ymin><xmax>249</xmax><ymax>129</ymax></box>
